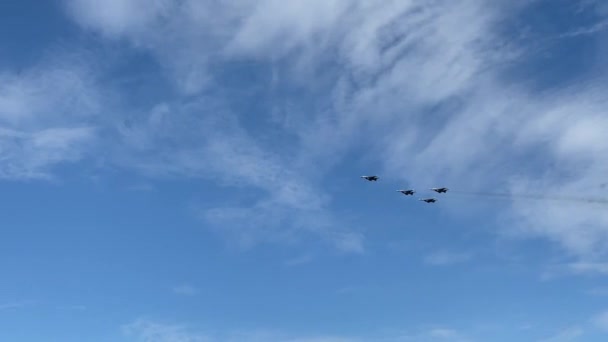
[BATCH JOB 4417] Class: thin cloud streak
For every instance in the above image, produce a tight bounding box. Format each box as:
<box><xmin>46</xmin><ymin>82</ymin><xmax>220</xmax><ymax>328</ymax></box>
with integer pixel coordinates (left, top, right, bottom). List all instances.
<box><xmin>424</xmin><ymin>251</ymin><xmax>473</xmax><ymax>266</ymax></box>
<box><xmin>123</xmin><ymin>319</ymin><xmax>473</xmax><ymax>342</ymax></box>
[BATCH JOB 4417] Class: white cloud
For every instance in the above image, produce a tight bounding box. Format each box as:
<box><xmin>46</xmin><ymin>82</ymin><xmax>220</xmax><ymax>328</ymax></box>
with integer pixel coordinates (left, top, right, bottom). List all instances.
<box><xmin>226</xmin><ymin>0</ymin><xmax>351</xmax><ymax>58</ymax></box>
<box><xmin>66</xmin><ymin>0</ymin><xmax>245</xmax><ymax>94</ymax></box>
<box><xmin>501</xmin><ymin>90</ymin><xmax>608</xmax><ymax>257</ymax></box>
<box><xmin>559</xmin><ymin>19</ymin><xmax>608</xmax><ymax>38</ymax></box>
<box><xmin>0</xmin><ymin>51</ymin><xmax>100</xmax><ymax>180</ymax></box>
<box><xmin>200</xmin><ymin>199</ymin><xmax>363</xmax><ymax>253</ymax></box>
<box><xmin>66</xmin><ymin>0</ymin><xmax>174</xmax><ymax>39</ymax></box>
<box><xmin>0</xmin><ymin>53</ymin><xmax>99</xmax><ymax>125</ymax></box>
<box><xmin>107</xmin><ymin>98</ymin><xmax>365</xmax><ymax>252</ymax></box>
<box><xmin>0</xmin><ymin>127</ymin><xmax>94</xmax><ymax>179</ymax></box>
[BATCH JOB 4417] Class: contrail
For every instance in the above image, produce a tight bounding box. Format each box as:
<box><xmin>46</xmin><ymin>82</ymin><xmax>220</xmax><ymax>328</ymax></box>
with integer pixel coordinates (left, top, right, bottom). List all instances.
<box><xmin>448</xmin><ymin>190</ymin><xmax>608</xmax><ymax>205</ymax></box>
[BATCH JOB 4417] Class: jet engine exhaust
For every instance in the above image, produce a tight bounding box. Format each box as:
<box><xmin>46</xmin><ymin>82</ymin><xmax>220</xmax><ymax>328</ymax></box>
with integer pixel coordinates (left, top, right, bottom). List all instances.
<box><xmin>448</xmin><ymin>191</ymin><xmax>608</xmax><ymax>205</ymax></box>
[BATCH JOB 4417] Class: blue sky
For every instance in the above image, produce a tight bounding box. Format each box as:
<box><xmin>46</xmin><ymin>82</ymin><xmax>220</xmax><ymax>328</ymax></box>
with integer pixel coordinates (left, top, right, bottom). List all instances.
<box><xmin>2</xmin><ymin>0</ymin><xmax>608</xmax><ymax>341</ymax></box>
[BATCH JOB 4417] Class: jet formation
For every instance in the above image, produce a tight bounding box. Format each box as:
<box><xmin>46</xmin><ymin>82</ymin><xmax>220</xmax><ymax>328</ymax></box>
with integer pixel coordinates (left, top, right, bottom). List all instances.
<box><xmin>361</xmin><ymin>175</ymin><xmax>608</xmax><ymax>206</ymax></box>
<box><xmin>361</xmin><ymin>175</ymin><xmax>448</xmax><ymax>204</ymax></box>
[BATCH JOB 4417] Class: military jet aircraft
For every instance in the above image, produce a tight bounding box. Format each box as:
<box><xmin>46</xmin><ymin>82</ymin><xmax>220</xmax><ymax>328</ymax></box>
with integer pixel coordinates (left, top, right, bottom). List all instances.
<box><xmin>431</xmin><ymin>187</ymin><xmax>449</xmax><ymax>193</ymax></box>
<box><xmin>397</xmin><ymin>189</ymin><xmax>415</xmax><ymax>195</ymax></box>
<box><xmin>361</xmin><ymin>176</ymin><xmax>379</xmax><ymax>181</ymax></box>
<box><xmin>419</xmin><ymin>198</ymin><xmax>437</xmax><ymax>203</ymax></box>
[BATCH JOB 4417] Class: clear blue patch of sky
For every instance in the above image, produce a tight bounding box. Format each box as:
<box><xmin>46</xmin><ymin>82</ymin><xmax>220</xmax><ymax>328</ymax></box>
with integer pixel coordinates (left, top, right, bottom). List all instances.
<box><xmin>0</xmin><ymin>0</ymin><xmax>78</xmax><ymax>69</ymax></box>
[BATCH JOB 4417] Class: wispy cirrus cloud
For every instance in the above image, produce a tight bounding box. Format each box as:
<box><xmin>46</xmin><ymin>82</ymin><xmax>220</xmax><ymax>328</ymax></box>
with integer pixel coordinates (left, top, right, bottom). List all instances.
<box><xmin>124</xmin><ymin>319</ymin><xmax>358</xmax><ymax>342</ymax></box>
<box><xmin>0</xmin><ymin>51</ymin><xmax>101</xmax><ymax>180</ymax></box>
<box><xmin>538</xmin><ymin>327</ymin><xmax>584</xmax><ymax>342</ymax></box>
<box><xmin>59</xmin><ymin>0</ymin><xmax>608</xmax><ymax>260</ymax></box>
<box><xmin>530</xmin><ymin>310</ymin><xmax>608</xmax><ymax>341</ymax></box>
<box><xmin>592</xmin><ymin>311</ymin><xmax>608</xmax><ymax>332</ymax></box>
<box><xmin>123</xmin><ymin>320</ymin><xmax>210</xmax><ymax>342</ymax></box>
<box><xmin>63</xmin><ymin>0</ymin><xmax>504</xmax><ymax>253</ymax></box>
<box><xmin>379</xmin><ymin>328</ymin><xmax>472</xmax><ymax>342</ymax></box>
<box><xmin>564</xmin><ymin>262</ymin><xmax>608</xmax><ymax>275</ymax></box>
<box><xmin>0</xmin><ymin>300</ymin><xmax>36</xmax><ymax>311</ymax></box>
<box><xmin>109</xmin><ymin>100</ymin><xmax>362</xmax><ymax>251</ymax></box>
<box><xmin>542</xmin><ymin>261</ymin><xmax>608</xmax><ymax>280</ymax></box>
